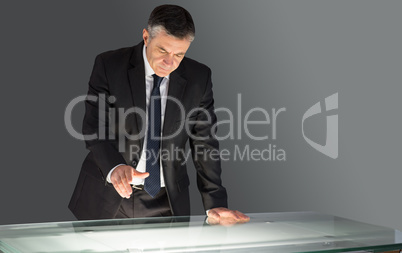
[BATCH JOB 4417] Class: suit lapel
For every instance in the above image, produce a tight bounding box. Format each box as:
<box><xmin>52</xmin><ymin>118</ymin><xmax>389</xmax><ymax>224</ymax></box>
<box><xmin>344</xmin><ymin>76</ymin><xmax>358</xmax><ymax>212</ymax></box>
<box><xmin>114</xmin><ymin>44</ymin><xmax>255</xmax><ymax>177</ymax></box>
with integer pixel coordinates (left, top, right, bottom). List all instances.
<box><xmin>163</xmin><ymin>68</ymin><xmax>187</xmax><ymax>136</ymax></box>
<box><xmin>127</xmin><ymin>42</ymin><xmax>146</xmax><ymax>149</ymax></box>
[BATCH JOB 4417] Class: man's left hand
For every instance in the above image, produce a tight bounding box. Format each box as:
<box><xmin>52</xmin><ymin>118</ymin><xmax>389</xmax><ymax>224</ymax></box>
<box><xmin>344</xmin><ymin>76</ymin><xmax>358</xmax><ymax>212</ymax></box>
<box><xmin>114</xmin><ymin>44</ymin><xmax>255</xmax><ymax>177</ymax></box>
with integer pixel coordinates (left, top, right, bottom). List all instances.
<box><xmin>207</xmin><ymin>207</ymin><xmax>250</xmax><ymax>226</ymax></box>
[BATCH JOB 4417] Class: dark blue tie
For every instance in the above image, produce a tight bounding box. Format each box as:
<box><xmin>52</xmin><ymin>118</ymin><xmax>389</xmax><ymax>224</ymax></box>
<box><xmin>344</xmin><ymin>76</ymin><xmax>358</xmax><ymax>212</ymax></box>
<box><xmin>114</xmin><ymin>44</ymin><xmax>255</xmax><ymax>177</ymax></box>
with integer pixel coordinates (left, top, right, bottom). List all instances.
<box><xmin>144</xmin><ymin>74</ymin><xmax>163</xmax><ymax>198</ymax></box>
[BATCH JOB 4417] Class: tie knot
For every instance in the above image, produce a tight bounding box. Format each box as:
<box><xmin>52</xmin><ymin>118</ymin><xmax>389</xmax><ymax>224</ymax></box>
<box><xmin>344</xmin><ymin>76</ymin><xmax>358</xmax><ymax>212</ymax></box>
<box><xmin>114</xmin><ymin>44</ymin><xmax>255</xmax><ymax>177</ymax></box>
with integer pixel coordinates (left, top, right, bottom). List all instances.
<box><xmin>152</xmin><ymin>74</ymin><xmax>164</xmax><ymax>88</ymax></box>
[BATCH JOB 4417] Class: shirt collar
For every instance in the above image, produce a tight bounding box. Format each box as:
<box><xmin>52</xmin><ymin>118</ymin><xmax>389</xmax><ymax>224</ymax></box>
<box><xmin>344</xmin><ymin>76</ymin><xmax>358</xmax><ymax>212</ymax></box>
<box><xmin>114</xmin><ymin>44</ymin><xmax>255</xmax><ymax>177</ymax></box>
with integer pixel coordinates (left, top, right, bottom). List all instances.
<box><xmin>143</xmin><ymin>45</ymin><xmax>170</xmax><ymax>80</ymax></box>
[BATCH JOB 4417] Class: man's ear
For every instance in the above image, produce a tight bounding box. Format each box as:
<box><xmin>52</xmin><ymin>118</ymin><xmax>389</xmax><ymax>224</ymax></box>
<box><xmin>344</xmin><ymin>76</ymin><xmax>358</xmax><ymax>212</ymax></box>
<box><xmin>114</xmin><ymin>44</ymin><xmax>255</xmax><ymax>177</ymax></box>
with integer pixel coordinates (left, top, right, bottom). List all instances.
<box><xmin>143</xmin><ymin>29</ymin><xmax>149</xmax><ymax>46</ymax></box>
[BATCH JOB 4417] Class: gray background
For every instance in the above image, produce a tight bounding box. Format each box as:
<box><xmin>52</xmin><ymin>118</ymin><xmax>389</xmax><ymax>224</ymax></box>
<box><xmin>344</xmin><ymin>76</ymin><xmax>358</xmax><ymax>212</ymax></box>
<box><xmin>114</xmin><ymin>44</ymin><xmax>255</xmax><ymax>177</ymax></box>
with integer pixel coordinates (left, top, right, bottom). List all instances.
<box><xmin>0</xmin><ymin>0</ymin><xmax>401</xmax><ymax>231</ymax></box>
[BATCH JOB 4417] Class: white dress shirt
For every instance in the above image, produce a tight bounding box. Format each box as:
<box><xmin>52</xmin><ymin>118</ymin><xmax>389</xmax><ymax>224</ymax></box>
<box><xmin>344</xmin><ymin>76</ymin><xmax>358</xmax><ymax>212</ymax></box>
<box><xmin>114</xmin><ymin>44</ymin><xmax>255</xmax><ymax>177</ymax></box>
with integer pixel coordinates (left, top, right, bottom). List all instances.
<box><xmin>107</xmin><ymin>45</ymin><xmax>169</xmax><ymax>187</ymax></box>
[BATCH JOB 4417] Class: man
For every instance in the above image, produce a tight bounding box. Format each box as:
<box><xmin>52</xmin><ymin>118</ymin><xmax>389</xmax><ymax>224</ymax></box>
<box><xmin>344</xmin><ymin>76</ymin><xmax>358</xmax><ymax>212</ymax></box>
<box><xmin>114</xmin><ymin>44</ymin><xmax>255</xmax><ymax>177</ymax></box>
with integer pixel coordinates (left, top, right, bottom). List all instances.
<box><xmin>69</xmin><ymin>4</ymin><xmax>248</xmax><ymax>223</ymax></box>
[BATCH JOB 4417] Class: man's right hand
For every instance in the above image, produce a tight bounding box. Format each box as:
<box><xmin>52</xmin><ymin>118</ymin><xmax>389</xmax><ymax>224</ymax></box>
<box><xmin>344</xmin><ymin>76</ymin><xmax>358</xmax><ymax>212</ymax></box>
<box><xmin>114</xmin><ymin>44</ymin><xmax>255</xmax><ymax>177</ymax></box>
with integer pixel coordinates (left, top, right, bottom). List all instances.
<box><xmin>110</xmin><ymin>165</ymin><xmax>149</xmax><ymax>198</ymax></box>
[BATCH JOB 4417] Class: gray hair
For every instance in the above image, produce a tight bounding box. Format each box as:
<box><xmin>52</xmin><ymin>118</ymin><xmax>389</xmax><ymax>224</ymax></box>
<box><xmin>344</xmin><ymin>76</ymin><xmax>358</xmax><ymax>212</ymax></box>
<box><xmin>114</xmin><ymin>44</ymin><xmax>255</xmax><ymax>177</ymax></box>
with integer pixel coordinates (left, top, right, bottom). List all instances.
<box><xmin>147</xmin><ymin>5</ymin><xmax>195</xmax><ymax>42</ymax></box>
<box><xmin>147</xmin><ymin>25</ymin><xmax>194</xmax><ymax>42</ymax></box>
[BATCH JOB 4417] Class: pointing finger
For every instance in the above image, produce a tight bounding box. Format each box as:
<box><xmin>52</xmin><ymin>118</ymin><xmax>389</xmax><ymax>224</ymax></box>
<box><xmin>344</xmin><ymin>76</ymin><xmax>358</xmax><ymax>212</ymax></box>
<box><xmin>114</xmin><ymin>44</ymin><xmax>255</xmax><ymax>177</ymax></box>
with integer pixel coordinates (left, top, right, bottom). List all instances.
<box><xmin>133</xmin><ymin>170</ymin><xmax>149</xmax><ymax>179</ymax></box>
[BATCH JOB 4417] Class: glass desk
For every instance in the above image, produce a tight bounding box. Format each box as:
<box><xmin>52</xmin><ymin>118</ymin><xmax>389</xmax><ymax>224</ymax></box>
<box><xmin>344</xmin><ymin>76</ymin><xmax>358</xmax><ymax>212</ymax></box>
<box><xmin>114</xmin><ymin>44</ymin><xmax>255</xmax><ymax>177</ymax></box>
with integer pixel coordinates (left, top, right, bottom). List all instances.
<box><xmin>0</xmin><ymin>212</ymin><xmax>401</xmax><ymax>253</ymax></box>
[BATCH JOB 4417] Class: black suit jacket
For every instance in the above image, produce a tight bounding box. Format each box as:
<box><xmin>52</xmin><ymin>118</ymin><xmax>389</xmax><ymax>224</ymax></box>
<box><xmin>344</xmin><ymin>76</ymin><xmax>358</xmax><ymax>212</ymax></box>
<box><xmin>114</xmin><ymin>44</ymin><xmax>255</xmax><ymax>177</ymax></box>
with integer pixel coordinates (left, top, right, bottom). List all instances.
<box><xmin>69</xmin><ymin>42</ymin><xmax>228</xmax><ymax>220</ymax></box>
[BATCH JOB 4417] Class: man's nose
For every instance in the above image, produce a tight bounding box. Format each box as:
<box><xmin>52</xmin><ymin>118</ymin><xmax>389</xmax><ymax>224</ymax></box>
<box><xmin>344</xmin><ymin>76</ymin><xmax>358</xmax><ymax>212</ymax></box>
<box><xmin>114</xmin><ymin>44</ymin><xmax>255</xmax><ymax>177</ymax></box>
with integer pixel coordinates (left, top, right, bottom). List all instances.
<box><xmin>163</xmin><ymin>54</ymin><xmax>174</xmax><ymax>66</ymax></box>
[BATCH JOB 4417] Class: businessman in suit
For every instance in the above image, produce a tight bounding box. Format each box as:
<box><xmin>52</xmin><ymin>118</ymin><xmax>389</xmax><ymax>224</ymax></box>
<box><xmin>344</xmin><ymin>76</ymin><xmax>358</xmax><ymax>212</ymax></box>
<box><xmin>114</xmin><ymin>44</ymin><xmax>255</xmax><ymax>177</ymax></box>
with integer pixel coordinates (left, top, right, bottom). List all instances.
<box><xmin>69</xmin><ymin>4</ymin><xmax>248</xmax><ymax>223</ymax></box>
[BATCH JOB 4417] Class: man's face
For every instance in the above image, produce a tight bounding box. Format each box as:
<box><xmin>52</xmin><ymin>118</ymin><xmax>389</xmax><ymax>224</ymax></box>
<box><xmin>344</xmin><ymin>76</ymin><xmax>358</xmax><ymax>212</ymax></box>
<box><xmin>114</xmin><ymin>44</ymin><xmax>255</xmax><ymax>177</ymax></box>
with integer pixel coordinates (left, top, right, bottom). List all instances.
<box><xmin>143</xmin><ymin>28</ymin><xmax>191</xmax><ymax>77</ymax></box>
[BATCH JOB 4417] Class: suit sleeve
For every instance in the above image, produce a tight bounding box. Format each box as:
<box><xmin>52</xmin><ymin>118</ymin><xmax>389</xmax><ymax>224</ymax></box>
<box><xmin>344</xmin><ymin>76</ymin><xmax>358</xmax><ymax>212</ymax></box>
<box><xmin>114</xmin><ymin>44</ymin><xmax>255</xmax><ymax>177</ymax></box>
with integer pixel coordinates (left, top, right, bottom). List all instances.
<box><xmin>82</xmin><ymin>54</ymin><xmax>127</xmax><ymax>179</ymax></box>
<box><xmin>189</xmin><ymin>67</ymin><xmax>228</xmax><ymax>211</ymax></box>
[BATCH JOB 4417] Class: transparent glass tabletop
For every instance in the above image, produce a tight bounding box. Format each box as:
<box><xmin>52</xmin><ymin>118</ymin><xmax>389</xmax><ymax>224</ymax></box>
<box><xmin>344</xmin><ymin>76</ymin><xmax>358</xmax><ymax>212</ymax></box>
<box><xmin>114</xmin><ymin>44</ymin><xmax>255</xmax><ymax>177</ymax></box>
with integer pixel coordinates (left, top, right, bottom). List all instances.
<box><xmin>0</xmin><ymin>212</ymin><xmax>401</xmax><ymax>253</ymax></box>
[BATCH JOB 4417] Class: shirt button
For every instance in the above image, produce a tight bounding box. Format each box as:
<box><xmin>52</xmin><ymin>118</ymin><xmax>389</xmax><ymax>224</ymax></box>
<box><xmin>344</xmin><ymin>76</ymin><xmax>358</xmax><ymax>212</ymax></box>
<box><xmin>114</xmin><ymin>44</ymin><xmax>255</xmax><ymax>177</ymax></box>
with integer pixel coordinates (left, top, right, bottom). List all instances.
<box><xmin>131</xmin><ymin>160</ymin><xmax>137</xmax><ymax>167</ymax></box>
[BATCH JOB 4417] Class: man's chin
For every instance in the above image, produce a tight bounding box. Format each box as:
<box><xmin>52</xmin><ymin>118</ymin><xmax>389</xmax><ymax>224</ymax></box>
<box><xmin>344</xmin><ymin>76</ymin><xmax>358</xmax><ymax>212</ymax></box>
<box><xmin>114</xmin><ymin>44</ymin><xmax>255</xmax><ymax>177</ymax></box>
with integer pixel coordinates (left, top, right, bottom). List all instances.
<box><xmin>156</xmin><ymin>68</ymin><xmax>172</xmax><ymax>77</ymax></box>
